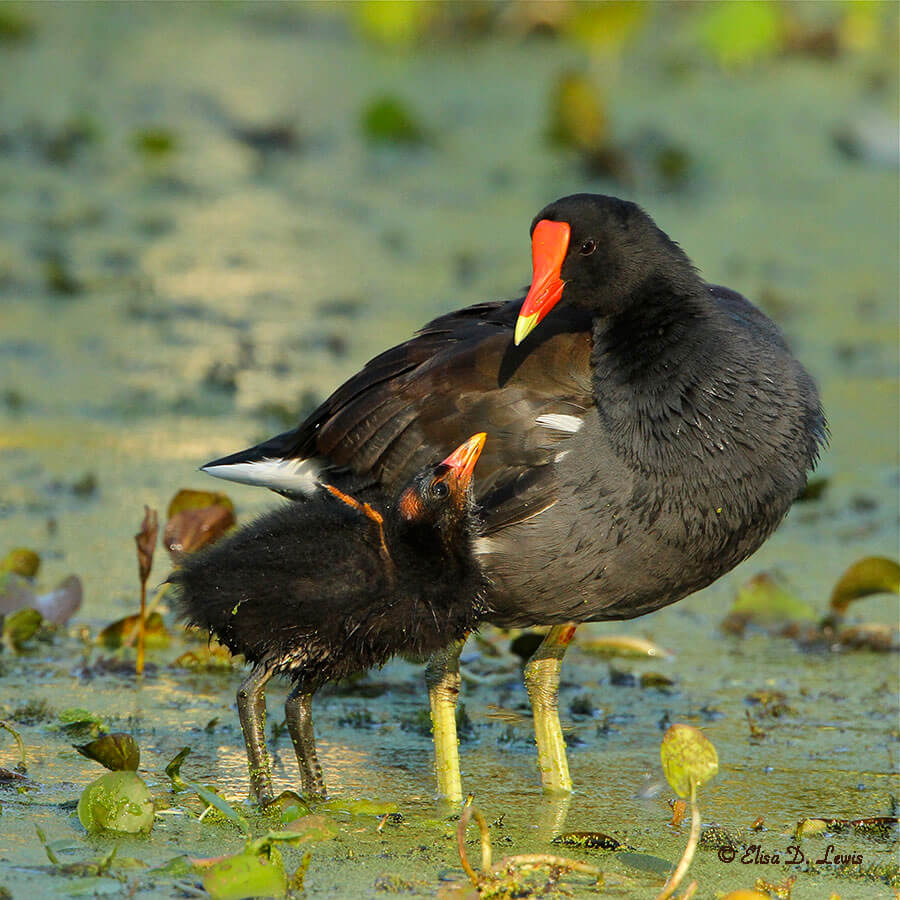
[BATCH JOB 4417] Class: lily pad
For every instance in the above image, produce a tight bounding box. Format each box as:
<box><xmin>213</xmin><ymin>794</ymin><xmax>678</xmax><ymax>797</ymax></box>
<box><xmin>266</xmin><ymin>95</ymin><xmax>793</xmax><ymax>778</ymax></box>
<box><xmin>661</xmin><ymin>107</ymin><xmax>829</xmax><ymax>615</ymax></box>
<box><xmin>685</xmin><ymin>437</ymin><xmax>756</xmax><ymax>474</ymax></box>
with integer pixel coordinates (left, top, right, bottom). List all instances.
<box><xmin>723</xmin><ymin>572</ymin><xmax>815</xmax><ymax>633</ymax></box>
<box><xmin>77</xmin><ymin>771</ymin><xmax>155</xmax><ymax>834</ymax></box>
<box><xmin>74</xmin><ymin>733</ymin><xmax>140</xmax><ymax>771</ymax></box>
<box><xmin>547</xmin><ymin>71</ymin><xmax>609</xmax><ymax>153</ymax></box>
<box><xmin>360</xmin><ymin>96</ymin><xmax>427</xmax><ymax>147</ymax></box>
<box><xmin>698</xmin><ymin>0</ymin><xmax>782</xmax><ymax>69</ymax></box>
<box><xmin>660</xmin><ymin>723</ymin><xmax>718</xmax><ymax>799</ymax></box>
<box><xmin>580</xmin><ymin>634</ymin><xmax>671</xmax><ymax>658</ymax></box>
<box><xmin>278</xmin><ymin>814</ymin><xmax>339</xmax><ymax>844</ymax></box>
<box><xmin>3</xmin><ymin>607</ymin><xmax>43</xmax><ymax>650</ymax></box>
<box><xmin>0</xmin><ymin>548</ymin><xmax>41</xmax><ymax>577</ymax></box>
<box><xmin>58</xmin><ymin>707</ymin><xmax>105</xmax><ymax>735</ymax></box>
<box><xmin>201</xmin><ymin>846</ymin><xmax>286</xmax><ymax>900</ymax></box>
<box><xmin>97</xmin><ymin>611</ymin><xmax>169</xmax><ymax>649</ymax></box>
<box><xmin>319</xmin><ymin>797</ymin><xmax>398</xmax><ymax>816</ymax></box>
<box><xmin>829</xmin><ymin>556</ymin><xmax>900</xmax><ymax>616</ymax></box>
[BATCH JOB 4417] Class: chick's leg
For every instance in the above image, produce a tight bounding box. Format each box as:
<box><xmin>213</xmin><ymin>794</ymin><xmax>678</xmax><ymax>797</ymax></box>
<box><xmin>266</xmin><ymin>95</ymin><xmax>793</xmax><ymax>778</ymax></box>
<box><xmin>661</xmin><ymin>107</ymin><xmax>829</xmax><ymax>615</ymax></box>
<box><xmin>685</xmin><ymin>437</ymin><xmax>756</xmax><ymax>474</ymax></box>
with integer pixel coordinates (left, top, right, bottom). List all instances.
<box><xmin>285</xmin><ymin>686</ymin><xmax>326</xmax><ymax>800</ymax></box>
<box><xmin>237</xmin><ymin>664</ymin><xmax>276</xmax><ymax>805</ymax></box>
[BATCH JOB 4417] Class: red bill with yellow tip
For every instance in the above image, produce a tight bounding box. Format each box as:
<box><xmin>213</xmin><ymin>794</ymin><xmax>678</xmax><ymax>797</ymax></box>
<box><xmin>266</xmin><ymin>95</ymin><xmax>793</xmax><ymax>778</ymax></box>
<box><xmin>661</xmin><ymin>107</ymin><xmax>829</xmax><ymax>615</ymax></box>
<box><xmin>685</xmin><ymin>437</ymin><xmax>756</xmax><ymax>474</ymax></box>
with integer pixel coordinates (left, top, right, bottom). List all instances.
<box><xmin>440</xmin><ymin>432</ymin><xmax>487</xmax><ymax>487</ymax></box>
<box><xmin>514</xmin><ymin>219</ymin><xmax>571</xmax><ymax>345</ymax></box>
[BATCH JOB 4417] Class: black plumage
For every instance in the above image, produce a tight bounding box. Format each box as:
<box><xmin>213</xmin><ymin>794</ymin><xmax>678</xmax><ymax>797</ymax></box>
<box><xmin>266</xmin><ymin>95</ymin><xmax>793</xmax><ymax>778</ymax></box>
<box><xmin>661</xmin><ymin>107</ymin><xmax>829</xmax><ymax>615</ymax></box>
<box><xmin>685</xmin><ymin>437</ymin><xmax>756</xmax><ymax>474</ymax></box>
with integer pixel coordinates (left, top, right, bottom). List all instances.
<box><xmin>201</xmin><ymin>194</ymin><xmax>826</xmax><ymax>795</ymax></box>
<box><xmin>174</xmin><ymin>434</ymin><xmax>488</xmax><ymax>802</ymax></box>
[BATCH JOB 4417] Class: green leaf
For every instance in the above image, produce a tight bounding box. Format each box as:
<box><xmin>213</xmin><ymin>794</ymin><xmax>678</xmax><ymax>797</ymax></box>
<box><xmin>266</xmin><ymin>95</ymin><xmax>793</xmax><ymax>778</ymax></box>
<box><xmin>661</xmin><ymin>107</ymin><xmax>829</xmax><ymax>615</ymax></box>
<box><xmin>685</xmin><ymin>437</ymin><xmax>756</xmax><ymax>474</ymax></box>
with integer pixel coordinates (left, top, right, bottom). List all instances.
<box><xmin>829</xmin><ymin>556</ymin><xmax>900</xmax><ymax>615</ymax></box>
<box><xmin>698</xmin><ymin>1</ymin><xmax>781</xmax><ymax>68</ymax></box>
<box><xmin>546</xmin><ymin>72</ymin><xmax>609</xmax><ymax>153</ymax></box>
<box><xmin>318</xmin><ymin>797</ymin><xmax>398</xmax><ymax>816</ymax></box>
<box><xmin>729</xmin><ymin>573</ymin><xmax>816</xmax><ymax>624</ymax></box>
<box><xmin>165</xmin><ymin>746</ymin><xmax>191</xmax><ymax>789</ymax></box>
<box><xmin>202</xmin><ymin>846</ymin><xmax>287</xmax><ymax>900</ymax></box>
<box><xmin>74</xmin><ymin>733</ymin><xmax>140</xmax><ymax>771</ymax></box>
<box><xmin>0</xmin><ymin>548</ymin><xmax>41</xmax><ymax>577</ymax></box>
<box><xmin>97</xmin><ymin>611</ymin><xmax>169</xmax><ymax>649</ymax></box>
<box><xmin>184</xmin><ymin>779</ymin><xmax>251</xmax><ymax>837</ymax></box>
<box><xmin>361</xmin><ymin>97</ymin><xmax>426</xmax><ymax>146</ymax></box>
<box><xmin>353</xmin><ymin>0</ymin><xmax>433</xmax><ymax>48</ymax></box>
<box><xmin>256</xmin><ymin>815</ymin><xmax>339</xmax><ymax>848</ymax></box>
<box><xmin>77</xmin><ymin>771</ymin><xmax>155</xmax><ymax>834</ymax></box>
<box><xmin>660</xmin><ymin>723</ymin><xmax>719</xmax><ymax>799</ymax></box>
<box><xmin>3</xmin><ymin>608</ymin><xmax>43</xmax><ymax>650</ymax></box>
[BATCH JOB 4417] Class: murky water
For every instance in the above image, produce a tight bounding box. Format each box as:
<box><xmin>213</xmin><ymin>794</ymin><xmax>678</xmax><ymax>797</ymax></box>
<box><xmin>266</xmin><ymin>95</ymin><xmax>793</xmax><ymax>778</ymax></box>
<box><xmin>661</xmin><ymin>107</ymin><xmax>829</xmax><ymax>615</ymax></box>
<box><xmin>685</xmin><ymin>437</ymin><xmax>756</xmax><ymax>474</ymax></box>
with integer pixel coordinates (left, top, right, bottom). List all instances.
<box><xmin>1</xmin><ymin>4</ymin><xmax>898</xmax><ymax>897</ymax></box>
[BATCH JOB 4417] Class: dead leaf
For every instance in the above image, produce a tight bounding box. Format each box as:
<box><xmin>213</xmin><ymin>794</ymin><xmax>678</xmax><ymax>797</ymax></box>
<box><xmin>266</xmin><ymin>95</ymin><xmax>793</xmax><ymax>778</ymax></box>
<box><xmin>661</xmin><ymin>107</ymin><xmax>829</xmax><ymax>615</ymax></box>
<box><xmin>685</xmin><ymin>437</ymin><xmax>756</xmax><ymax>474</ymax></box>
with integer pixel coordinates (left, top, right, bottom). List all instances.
<box><xmin>34</xmin><ymin>575</ymin><xmax>82</xmax><ymax>624</ymax></box>
<box><xmin>164</xmin><ymin>505</ymin><xmax>235</xmax><ymax>558</ymax></box>
<box><xmin>98</xmin><ymin>611</ymin><xmax>169</xmax><ymax>649</ymax></box>
<box><xmin>74</xmin><ymin>732</ymin><xmax>140</xmax><ymax>771</ymax></box>
<box><xmin>135</xmin><ymin>507</ymin><xmax>158</xmax><ymax>585</ymax></box>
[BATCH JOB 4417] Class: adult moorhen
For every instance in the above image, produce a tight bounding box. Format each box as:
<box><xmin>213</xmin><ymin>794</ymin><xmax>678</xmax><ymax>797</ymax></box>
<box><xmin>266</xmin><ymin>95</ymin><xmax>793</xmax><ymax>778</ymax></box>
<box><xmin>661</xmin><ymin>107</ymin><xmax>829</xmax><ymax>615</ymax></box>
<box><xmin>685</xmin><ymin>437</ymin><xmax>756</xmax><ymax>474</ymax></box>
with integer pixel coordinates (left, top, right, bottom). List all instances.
<box><xmin>202</xmin><ymin>194</ymin><xmax>826</xmax><ymax>801</ymax></box>
<box><xmin>175</xmin><ymin>433</ymin><xmax>489</xmax><ymax>803</ymax></box>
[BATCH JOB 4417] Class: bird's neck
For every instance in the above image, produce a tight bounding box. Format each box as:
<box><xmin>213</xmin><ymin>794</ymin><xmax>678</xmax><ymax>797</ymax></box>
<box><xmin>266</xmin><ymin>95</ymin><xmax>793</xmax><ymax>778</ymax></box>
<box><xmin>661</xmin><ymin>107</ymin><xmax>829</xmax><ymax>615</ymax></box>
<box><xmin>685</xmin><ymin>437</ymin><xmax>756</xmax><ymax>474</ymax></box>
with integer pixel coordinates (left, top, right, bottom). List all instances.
<box><xmin>589</xmin><ymin>278</ymin><xmax>729</xmax><ymax>472</ymax></box>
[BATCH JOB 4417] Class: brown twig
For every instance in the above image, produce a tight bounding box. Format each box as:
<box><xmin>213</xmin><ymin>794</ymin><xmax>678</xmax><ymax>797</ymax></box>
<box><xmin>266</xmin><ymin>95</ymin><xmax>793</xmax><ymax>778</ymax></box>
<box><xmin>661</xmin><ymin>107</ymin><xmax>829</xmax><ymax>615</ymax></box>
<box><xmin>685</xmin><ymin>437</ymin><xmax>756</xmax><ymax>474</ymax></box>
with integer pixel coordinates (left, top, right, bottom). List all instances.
<box><xmin>456</xmin><ymin>803</ymin><xmax>603</xmax><ymax>892</ymax></box>
<box><xmin>457</xmin><ymin>804</ymin><xmax>492</xmax><ymax>885</ymax></box>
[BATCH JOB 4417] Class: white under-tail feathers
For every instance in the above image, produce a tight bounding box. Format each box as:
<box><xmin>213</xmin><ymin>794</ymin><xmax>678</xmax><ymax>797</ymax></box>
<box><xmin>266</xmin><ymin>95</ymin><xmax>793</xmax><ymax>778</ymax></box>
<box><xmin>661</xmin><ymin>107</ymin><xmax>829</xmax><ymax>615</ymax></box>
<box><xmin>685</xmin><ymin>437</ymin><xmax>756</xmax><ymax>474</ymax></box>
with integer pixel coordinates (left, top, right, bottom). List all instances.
<box><xmin>202</xmin><ymin>456</ymin><xmax>324</xmax><ymax>495</ymax></box>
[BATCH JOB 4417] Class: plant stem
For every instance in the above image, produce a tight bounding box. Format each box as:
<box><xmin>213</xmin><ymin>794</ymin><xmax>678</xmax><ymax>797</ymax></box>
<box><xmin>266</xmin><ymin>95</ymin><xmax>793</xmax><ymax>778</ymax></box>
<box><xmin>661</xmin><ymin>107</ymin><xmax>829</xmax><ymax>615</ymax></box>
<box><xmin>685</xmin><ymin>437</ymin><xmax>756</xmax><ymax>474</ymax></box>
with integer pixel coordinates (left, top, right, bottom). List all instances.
<box><xmin>136</xmin><ymin>580</ymin><xmax>146</xmax><ymax>675</ymax></box>
<box><xmin>656</xmin><ymin>785</ymin><xmax>700</xmax><ymax>900</ymax></box>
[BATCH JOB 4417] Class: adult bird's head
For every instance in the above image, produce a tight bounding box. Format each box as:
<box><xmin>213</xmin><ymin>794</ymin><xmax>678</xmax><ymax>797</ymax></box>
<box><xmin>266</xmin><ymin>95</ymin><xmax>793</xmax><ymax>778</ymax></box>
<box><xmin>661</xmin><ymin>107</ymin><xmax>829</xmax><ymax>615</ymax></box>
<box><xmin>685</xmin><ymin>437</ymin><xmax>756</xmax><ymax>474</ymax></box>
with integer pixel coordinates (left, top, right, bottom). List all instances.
<box><xmin>514</xmin><ymin>193</ymin><xmax>698</xmax><ymax>345</ymax></box>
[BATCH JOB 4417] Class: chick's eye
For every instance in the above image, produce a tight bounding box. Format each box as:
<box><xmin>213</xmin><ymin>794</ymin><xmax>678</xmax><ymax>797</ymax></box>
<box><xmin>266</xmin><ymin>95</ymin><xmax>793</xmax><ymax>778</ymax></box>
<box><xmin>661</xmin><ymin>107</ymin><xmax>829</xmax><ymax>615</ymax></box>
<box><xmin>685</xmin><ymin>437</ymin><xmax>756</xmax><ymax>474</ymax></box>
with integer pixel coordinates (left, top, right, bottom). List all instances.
<box><xmin>431</xmin><ymin>480</ymin><xmax>449</xmax><ymax>500</ymax></box>
<box><xmin>579</xmin><ymin>239</ymin><xmax>596</xmax><ymax>255</ymax></box>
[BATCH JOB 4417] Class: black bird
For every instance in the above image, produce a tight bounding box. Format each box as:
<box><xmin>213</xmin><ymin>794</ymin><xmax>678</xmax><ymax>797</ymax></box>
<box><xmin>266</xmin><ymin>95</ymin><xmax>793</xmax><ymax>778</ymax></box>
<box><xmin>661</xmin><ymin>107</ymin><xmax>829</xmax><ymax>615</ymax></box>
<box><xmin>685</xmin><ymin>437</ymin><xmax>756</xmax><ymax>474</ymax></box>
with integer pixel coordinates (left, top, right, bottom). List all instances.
<box><xmin>202</xmin><ymin>194</ymin><xmax>826</xmax><ymax>800</ymax></box>
<box><xmin>175</xmin><ymin>433</ymin><xmax>488</xmax><ymax>803</ymax></box>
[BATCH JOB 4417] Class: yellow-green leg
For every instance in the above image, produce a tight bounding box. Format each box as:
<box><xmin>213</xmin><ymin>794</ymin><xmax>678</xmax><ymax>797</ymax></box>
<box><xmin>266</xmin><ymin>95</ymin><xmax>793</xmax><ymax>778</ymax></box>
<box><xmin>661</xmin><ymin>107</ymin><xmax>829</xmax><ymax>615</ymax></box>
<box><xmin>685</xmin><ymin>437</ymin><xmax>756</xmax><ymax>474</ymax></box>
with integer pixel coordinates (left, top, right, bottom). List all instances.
<box><xmin>523</xmin><ymin>624</ymin><xmax>576</xmax><ymax>793</ymax></box>
<box><xmin>425</xmin><ymin>639</ymin><xmax>466</xmax><ymax>803</ymax></box>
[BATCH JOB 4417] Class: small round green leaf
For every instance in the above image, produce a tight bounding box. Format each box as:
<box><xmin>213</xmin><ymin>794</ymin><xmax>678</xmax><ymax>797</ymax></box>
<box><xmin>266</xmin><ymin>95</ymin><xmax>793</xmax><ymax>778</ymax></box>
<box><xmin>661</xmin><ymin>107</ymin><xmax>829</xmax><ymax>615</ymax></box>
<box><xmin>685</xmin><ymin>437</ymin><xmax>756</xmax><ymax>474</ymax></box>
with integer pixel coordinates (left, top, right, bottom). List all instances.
<box><xmin>0</xmin><ymin>548</ymin><xmax>41</xmax><ymax>578</ymax></box>
<box><xmin>660</xmin><ymin>724</ymin><xmax>719</xmax><ymax>799</ymax></box>
<box><xmin>77</xmin><ymin>771</ymin><xmax>155</xmax><ymax>834</ymax></box>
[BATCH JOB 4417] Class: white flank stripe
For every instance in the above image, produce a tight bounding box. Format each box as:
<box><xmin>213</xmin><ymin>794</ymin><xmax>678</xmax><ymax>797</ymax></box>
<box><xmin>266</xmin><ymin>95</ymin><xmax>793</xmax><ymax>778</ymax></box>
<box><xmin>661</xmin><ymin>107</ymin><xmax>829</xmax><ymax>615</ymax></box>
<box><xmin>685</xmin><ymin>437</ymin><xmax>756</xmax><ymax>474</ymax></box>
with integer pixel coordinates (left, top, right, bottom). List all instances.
<box><xmin>535</xmin><ymin>413</ymin><xmax>583</xmax><ymax>434</ymax></box>
<box><xmin>202</xmin><ymin>457</ymin><xmax>324</xmax><ymax>495</ymax></box>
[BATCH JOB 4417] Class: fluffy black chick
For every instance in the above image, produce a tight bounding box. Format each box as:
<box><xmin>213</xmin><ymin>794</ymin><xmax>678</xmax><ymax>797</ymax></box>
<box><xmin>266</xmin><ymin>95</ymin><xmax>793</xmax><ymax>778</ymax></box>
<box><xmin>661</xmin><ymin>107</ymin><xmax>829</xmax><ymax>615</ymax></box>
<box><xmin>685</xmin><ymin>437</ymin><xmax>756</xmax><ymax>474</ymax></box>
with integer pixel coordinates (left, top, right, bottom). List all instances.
<box><xmin>173</xmin><ymin>433</ymin><xmax>488</xmax><ymax>803</ymax></box>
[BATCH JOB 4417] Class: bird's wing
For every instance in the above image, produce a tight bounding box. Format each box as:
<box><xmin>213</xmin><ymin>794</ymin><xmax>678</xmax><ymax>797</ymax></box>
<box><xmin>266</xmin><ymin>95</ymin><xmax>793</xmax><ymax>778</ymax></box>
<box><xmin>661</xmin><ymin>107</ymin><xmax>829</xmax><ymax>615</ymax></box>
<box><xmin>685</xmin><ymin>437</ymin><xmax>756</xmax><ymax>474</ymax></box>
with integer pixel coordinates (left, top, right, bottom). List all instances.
<box><xmin>205</xmin><ymin>300</ymin><xmax>595</xmax><ymax>534</ymax></box>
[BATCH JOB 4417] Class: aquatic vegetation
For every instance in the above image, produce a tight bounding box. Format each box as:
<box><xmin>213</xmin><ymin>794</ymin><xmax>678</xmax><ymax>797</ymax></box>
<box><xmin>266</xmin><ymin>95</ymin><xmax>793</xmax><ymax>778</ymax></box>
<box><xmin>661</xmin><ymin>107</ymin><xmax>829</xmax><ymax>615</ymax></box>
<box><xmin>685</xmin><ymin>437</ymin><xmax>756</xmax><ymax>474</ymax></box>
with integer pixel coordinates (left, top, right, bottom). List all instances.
<box><xmin>74</xmin><ymin>732</ymin><xmax>141</xmax><ymax>771</ymax></box>
<box><xmin>361</xmin><ymin>96</ymin><xmax>428</xmax><ymax>146</ymax></box>
<box><xmin>77</xmin><ymin>771</ymin><xmax>155</xmax><ymax>835</ymax></box>
<box><xmin>134</xmin><ymin>506</ymin><xmax>158</xmax><ymax>675</ymax></box>
<box><xmin>657</xmin><ymin>724</ymin><xmax>719</xmax><ymax>899</ymax></box>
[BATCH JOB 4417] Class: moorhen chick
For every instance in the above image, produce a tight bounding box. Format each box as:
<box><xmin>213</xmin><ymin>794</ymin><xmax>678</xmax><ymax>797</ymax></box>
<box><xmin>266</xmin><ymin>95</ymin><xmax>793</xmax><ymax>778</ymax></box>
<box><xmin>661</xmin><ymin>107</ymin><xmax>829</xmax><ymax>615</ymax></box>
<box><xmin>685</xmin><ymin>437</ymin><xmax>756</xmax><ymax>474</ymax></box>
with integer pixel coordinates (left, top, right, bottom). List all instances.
<box><xmin>175</xmin><ymin>433</ymin><xmax>488</xmax><ymax>803</ymax></box>
<box><xmin>202</xmin><ymin>193</ymin><xmax>826</xmax><ymax>801</ymax></box>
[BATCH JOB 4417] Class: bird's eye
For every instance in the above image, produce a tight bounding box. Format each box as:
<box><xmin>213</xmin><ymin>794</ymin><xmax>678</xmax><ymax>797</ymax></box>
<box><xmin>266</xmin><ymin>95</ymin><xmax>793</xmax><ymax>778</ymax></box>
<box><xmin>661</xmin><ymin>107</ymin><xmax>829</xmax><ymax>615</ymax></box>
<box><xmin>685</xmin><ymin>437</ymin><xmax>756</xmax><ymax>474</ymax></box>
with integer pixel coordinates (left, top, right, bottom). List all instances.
<box><xmin>579</xmin><ymin>239</ymin><xmax>596</xmax><ymax>255</ymax></box>
<box><xmin>431</xmin><ymin>480</ymin><xmax>450</xmax><ymax>500</ymax></box>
